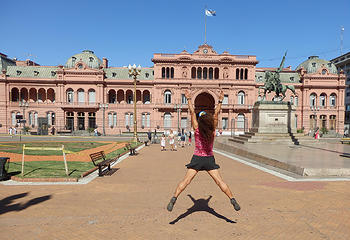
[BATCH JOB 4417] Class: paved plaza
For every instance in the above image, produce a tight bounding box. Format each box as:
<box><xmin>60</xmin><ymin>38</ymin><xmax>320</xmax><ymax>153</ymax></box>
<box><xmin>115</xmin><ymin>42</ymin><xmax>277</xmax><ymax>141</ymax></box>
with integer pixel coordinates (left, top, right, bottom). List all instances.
<box><xmin>1</xmin><ymin>142</ymin><xmax>350</xmax><ymax>239</ymax></box>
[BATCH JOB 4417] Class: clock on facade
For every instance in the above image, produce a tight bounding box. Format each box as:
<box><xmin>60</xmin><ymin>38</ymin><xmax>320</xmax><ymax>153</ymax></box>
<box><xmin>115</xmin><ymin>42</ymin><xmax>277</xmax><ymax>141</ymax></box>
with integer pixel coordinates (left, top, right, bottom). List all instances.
<box><xmin>203</xmin><ymin>49</ymin><xmax>208</xmax><ymax>54</ymax></box>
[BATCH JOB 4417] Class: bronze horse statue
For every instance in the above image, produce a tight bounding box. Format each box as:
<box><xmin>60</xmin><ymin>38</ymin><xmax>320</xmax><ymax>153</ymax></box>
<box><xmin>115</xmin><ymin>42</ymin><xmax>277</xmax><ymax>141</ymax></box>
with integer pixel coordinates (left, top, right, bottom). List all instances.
<box><xmin>258</xmin><ymin>53</ymin><xmax>296</xmax><ymax>101</ymax></box>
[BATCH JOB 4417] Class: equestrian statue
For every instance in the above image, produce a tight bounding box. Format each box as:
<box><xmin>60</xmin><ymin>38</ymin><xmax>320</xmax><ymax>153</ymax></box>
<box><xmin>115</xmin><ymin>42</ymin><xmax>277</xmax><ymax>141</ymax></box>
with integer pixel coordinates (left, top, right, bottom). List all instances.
<box><xmin>259</xmin><ymin>52</ymin><xmax>295</xmax><ymax>101</ymax></box>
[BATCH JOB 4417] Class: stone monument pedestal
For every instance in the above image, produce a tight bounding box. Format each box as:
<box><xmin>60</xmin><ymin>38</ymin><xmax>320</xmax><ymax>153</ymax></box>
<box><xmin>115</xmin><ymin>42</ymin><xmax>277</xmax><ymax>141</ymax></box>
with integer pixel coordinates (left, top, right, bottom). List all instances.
<box><xmin>251</xmin><ymin>101</ymin><xmax>296</xmax><ymax>134</ymax></box>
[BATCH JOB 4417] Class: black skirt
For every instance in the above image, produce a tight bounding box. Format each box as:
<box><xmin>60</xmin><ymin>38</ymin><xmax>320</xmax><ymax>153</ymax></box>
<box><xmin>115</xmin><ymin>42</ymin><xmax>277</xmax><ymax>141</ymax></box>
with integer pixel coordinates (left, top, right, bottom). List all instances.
<box><xmin>186</xmin><ymin>155</ymin><xmax>220</xmax><ymax>171</ymax></box>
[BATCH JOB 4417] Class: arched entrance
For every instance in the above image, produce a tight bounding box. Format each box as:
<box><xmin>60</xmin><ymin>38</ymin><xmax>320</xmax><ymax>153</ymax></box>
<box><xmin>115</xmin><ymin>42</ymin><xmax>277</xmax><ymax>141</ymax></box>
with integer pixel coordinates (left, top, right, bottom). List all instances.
<box><xmin>194</xmin><ymin>92</ymin><xmax>215</xmax><ymax>115</ymax></box>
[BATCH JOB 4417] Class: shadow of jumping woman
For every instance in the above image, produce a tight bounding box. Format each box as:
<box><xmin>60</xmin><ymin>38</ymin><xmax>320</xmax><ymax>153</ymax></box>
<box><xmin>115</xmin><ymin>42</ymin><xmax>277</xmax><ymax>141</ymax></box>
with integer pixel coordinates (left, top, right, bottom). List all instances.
<box><xmin>169</xmin><ymin>194</ymin><xmax>236</xmax><ymax>224</ymax></box>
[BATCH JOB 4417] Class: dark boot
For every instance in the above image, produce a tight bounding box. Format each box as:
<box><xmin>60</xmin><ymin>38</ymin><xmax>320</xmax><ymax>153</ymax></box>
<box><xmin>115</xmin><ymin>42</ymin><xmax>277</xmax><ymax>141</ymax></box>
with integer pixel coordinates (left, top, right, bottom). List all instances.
<box><xmin>167</xmin><ymin>197</ymin><xmax>177</xmax><ymax>212</ymax></box>
<box><xmin>231</xmin><ymin>198</ymin><xmax>241</xmax><ymax>211</ymax></box>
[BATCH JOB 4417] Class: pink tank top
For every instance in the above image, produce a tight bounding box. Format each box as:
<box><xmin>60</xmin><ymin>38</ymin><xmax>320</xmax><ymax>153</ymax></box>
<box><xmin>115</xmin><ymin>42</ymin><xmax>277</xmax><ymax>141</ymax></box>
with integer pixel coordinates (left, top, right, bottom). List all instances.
<box><xmin>193</xmin><ymin>128</ymin><xmax>214</xmax><ymax>156</ymax></box>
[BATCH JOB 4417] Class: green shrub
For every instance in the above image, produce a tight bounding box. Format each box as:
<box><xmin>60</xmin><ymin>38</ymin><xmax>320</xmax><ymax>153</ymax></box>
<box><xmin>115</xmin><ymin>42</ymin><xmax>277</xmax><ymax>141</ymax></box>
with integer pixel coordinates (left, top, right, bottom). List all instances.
<box><xmin>320</xmin><ymin>127</ymin><xmax>328</xmax><ymax>134</ymax></box>
<box><xmin>297</xmin><ymin>128</ymin><xmax>304</xmax><ymax>133</ymax></box>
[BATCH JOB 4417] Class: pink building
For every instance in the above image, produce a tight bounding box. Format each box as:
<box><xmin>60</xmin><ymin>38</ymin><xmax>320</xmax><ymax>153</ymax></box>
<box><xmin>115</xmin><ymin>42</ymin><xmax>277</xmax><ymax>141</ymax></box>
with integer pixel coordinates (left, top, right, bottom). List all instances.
<box><xmin>0</xmin><ymin>45</ymin><xmax>346</xmax><ymax>135</ymax></box>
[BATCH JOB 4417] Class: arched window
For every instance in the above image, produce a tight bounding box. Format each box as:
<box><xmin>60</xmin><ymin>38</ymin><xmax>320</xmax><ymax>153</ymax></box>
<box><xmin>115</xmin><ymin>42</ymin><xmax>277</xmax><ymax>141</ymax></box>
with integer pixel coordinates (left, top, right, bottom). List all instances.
<box><xmin>77</xmin><ymin>89</ymin><xmax>85</xmax><ymax>103</ymax></box>
<box><xmin>29</xmin><ymin>88</ymin><xmax>37</xmax><ymax>102</ymax></box>
<box><xmin>38</xmin><ymin>88</ymin><xmax>46</xmax><ymax>103</ymax></box>
<box><xmin>240</xmin><ymin>68</ymin><xmax>244</xmax><ymax>80</ymax></box>
<box><xmin>113</xmin><ymin>113</ymin><xmax>117</xmax><ymax>127</ymax></box>
<box><xmin>329</xmin><ymin>115</ymin><xmax>336</xmax><ymax>130</ymax></box>
<box><xmin>209</xmin><ymin>67</ymin><xmax>213</xmax><ymax>79</ymax></box>
<box><xmin>108</xmin><ymin>89</ymin><xmax>116</xmax><ymax>103</ymax></box>
<box><xmin>214</xmin><ymin>68</ymin><xmax>219</xmax><ymax>79</ymax></box>
<box><xmin>244</xmin><ymin>68</ymin><xmax>248</xmax><ymax>80</ymax></box>
<box><xmin>66</xmin><ymin>89</ymin><xmax>74</xmax><ymax>103</ymax></box>
<box><xmin>330</xmin><ymin>93</ymin><xmax>336</xmax><ymax>107</ymax></box>
<box><xmin>164</xmin><ymin>113</ymin><xmax>172</xmax><ymax>129</ymax></box>
<box><xmin>236</xmin><ymin>69</ymin><xmax>239</xmax><ymax>80</ymax></box>
<box><xmin>238</xmin><ymin>91</ymin><xmax>245</xmax><ymax>105</ymax></box>
<box><xmin>47</xmin><ymin>88</ymin><xmax>55</xmax><ymax>103</ymax></box>
<box><xmin>11</xmin><ymin>88</ymin><xmax>19</xmax><ymax>102</ymax></box>
<box><xmin>294</xmin><ymin>96</ymin><xmax>298</xmax><ymax>106</ymax></box>
<box><xmin>20</xmin><ymin>88</ymin><xmax>28</xmax><ymax>102</ymax></box>
<box><xmin>166</xmin><ymin>67</ymin><xmax>170</xmax><ymax>78</ymax></box>
<box><xmin>88</xmin><ymin>112</ymin><xmax>97</xmax><ymax>129</ymax></box>
<box><xmin>170</xmin><ymin>67</ymin><xmax>174</xmax><ymax>79</ymax></box>
<box><xmin>126</xmin><ymin>90</ymin><xmax>133</xmax><ymax>104</ymax></box>
<box><xmin>164</xmin><ymin>90</ymin><xmax>171</xmax><ymax>104</ymax></box>
<box><xmin>88</xmin><ymin>89</ymin><xmax>96</xmax><ymax>104</ymax></box>
<box><xmin>320</xmin><ymin>93</ymin><xmax>326</xmax><ymax>107</ymax></box>
<box><xmin>108</xmin><ymin>112</ymin><xmax>113</xmax><ymax>127</ymax></box>
<box><xmin>237</xmin><ymin>114</ymin><xmax>245</xmax><ymax>129</ymax></box>
<box><xmin>47</xmin><ymin>112</ymin><xmax>55</xmax><ymax>126</ymax></box>
<box><xmin>191</xmin><ymin>67</ymin><xmax>196</xmax><ymax>79</ymax></box>
<box><xmin>310</xmin><ymin>93</ymin><xmax>316</xmax><ymax>107</ymax></box>
<box><xmin>11</xmin><ymin>112</ymin><xmax>17</xmax><ymax>126</ymax></box>
<box><xmin>142</xmin><ymin>113</ymin><xmax>151</xmax><ymax>128</ymax></box>
<box><xmin>117</xmin><ymin>90</ymin><xmax>124</xmax><ymax>103</ymax></box>
<box><xmin>203</xmin><ymin>67</ymin><xmax>208</xmax><ymax>79</ymax></box>
<box><xmin>143</xmin><ymin>90</ymin><xmax>150</xmax><ymax>104</ymax></box>
<box><xmin>197</xmin><ymin>67</ymin><xmax>202</xmax><ymax>79</ymax></box>
<box><xmin>290</xmin><ymin>96</ymin><xmax>294</xmax><ymax>105</ymax></box>
<box><xmin>162</xmin><ymin>67</ymin><xmax>165</xmax><ymax>78</ymax></box>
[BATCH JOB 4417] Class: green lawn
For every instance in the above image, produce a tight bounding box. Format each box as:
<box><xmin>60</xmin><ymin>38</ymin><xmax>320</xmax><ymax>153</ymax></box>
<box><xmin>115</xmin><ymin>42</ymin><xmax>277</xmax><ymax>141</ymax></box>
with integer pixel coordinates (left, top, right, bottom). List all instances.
<box><xmin>7</xmin><ymin>141</ymin><xmax>142</xmax><ymax>179</ymax></box>
<box><xmin>0</xmin><ymin>142</ymin><xmax>108</xmax><ymax>155</ymax></box>
<box><xmin>8</xmin><ymin>161</ymin><xmax>95</xmax><ymax>178</ymax></box>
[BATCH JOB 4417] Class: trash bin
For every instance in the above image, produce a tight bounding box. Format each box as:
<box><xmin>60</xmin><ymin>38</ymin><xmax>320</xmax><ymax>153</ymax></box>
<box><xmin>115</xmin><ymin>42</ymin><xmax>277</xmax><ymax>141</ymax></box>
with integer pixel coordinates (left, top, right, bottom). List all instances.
<box><xmin>0</xmin><ymin>157</ymin><xmax>10</xmax><ymax>181</ymax></box>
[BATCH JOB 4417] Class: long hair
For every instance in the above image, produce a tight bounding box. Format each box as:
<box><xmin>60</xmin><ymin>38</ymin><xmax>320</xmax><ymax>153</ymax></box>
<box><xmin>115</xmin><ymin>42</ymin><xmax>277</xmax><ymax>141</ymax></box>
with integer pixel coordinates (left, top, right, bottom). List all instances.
<box><xmin>198</xmin><ymin>112</ymin><xmax>215</xmax><ymax>143</ymax></box>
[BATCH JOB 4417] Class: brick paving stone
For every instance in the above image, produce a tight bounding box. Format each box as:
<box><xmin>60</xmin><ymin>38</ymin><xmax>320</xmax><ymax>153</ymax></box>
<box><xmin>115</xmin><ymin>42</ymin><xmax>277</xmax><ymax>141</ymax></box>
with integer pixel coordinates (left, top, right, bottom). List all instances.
<box><xmin>0</xmin><ymin>143</ymin><xmax>350</xmax><ymax>239</ymax></box>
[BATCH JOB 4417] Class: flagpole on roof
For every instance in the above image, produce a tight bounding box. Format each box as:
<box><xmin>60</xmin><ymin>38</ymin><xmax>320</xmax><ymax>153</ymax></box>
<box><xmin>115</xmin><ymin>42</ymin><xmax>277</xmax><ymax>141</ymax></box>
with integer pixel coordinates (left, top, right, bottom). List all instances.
<box><xmin>341</xmin><ymin>26</ymin><xmax>344</xmax><ymax>55</ymax></box>
<box><xmin>204</xmin><ymin>6</ymin><xmax>207</xmax><ymax>44</ymax></box>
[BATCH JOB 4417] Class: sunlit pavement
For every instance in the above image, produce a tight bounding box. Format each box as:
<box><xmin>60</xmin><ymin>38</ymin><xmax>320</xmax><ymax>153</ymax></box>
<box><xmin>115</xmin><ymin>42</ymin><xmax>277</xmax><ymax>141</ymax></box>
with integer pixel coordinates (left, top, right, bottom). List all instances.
<box><xmin>0</xmin><ymin>143</ymin><xmax>349</xmax><ymax>239</ymax></box>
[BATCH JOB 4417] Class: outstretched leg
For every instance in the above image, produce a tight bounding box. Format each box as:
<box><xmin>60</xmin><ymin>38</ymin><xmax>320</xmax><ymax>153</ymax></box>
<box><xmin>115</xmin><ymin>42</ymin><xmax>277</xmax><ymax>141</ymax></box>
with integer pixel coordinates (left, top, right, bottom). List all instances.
<box><xmin>167</xmin><ymin>169</ymin><xmax>198</xmax><ymax>212</ymax></box>
<box><xmin>174</xmin><ymin>169</ymin><xmax>198</xmax><ymax>197</ymax></box>
<box><xmin>207</xmin><ymin>169</ymin><xmax>241</xmax><ymax>211</ymax></box>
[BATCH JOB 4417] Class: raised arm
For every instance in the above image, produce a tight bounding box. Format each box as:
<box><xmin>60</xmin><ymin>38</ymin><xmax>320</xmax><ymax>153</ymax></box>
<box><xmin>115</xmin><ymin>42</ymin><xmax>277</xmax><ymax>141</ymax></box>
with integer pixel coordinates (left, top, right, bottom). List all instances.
<box><xmin>185</xmin><ymin>90</ymin><xmax>198</xmax><ymax>130</ymax></box>
<box><xmin>213</xmin><ymin>90</ymin><xmax>224</xmax><ymax>129</ymax></box>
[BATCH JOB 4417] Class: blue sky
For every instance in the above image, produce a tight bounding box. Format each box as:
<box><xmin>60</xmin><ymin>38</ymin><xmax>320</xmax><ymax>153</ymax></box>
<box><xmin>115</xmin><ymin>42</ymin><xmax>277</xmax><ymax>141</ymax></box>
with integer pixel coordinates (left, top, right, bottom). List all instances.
<box><xmin>2</xmin><ymin>0</ymin><xmax>349</xmax><ymax>68</ymax></box>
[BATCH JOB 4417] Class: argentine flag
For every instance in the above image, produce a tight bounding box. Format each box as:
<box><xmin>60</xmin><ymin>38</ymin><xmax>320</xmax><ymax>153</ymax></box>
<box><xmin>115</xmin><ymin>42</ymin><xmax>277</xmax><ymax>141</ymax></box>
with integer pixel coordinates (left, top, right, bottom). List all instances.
<box><xmin>205</xmin><ymin>9</ymin><xmax>216</xmax><ymax>17</ymax></box>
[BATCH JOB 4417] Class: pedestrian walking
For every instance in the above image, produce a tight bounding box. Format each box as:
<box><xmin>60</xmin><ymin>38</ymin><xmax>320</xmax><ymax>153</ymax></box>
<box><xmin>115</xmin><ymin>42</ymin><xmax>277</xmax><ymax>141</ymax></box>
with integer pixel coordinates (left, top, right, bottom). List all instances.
<box><xmin>180</xmin><ymin>131</ymin><xmax>186</xmax><ymax>148</ymax></box>
<box><xmin>161</xmin><ymin>134</ymin><xmax>166</xmax><ymax>151</ymax></box>
<box><xmin>94</xmin><ymin>128</ymin><xmax>98</xmax><ymax>136</ymax></box>
<box><xmin>147</xmin><ymin>129</ymin><xmax>152</xmax><ymax>145</ymax></box>
<box><xmin>188</xmin><ymin>130</ymin><xmax>192</xmax><ymax>145</ymax></box>
<box><xmin>169</xmin><ymin>130</ymin><xmax>175</xmax><ymax>151</ymax></box>
<box><xmin>167</xmin><ymin>89</ymin><xmax>240</xmax><ymax>212</ymax></box>
<box><xmin>9</xmin><ymin>127</ymin><xmax>13</xmax><ymax>138</ymax></box>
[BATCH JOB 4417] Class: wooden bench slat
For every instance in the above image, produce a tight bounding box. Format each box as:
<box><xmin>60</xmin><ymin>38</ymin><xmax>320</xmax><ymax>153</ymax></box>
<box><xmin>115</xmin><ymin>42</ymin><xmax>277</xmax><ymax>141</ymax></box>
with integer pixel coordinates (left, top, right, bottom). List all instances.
<box><xmin>89</xmin><ymin>151</ymin><xmax>120</xmax><ymax>176</ymax></box>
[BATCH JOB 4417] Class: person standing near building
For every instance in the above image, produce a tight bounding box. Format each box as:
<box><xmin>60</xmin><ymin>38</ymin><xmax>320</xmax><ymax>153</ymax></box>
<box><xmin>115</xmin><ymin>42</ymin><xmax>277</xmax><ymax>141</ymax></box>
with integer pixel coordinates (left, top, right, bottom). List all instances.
<box><xmin>94</xmin><ymin>128</ymin><xmax>98</xmax><ymax>136</ymax></box>
<box><xmin>147</xmin><ymin>130</ymin><xmax>152</xmax><ymax>145</ymax></box>
<box><xmin>9</xmin><ymin>127</ymin><xmax>13</xmax><ymax>138</ymax></box>
<box><xmin>161</xmin><ymin>134</ymin><xmax>166</xmax><ymax>151</ymax></box>
<box><xmin>169</xmin><ymin>130</ymin><xmax>175</xmax><ymax>151</ymax></box>
<box><xmin>167</xmin><ymin>89</ymin><xmax>240</xmax><ymax>212</ymax></box>
<box><xmin>188</xmin><ymin>130</ymin><xmax>192</xmax><ymax>145</ymax></box>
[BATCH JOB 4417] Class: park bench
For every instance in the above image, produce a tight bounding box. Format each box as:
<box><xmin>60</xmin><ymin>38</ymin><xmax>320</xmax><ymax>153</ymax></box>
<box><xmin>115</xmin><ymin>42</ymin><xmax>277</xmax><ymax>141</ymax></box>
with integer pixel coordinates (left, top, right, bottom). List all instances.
<box><xmin>89</xmin><ymin>151</ymin><xmax>120</xmax><ymax>176</ymax></box>
<box><xmin>340</xmin><ymin>138</ymin><xmax>350</xmax><ymax>144</ymax></box>
<box><xmin>125</xmin><ymin>143</ymin><xmax>136</xmax><ymax>156</ymax></box>
<box><xmin>144</xmin><ymin>140</ymin><xmax>150</xmax><ymax>146</ymax></box>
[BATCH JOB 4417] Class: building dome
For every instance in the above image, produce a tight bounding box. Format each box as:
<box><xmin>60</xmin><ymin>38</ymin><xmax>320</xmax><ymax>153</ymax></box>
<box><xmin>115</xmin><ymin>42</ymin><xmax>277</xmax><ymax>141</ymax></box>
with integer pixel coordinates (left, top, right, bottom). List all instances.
<box><xmin>296</xmin><ymin>56</ymin><xmax>337</xmax><ymax>74</ymax></box>
<box><xmin>65</xmin><ymin>50</ymin><xmax>102</xmax><ymax>69</ymax></box>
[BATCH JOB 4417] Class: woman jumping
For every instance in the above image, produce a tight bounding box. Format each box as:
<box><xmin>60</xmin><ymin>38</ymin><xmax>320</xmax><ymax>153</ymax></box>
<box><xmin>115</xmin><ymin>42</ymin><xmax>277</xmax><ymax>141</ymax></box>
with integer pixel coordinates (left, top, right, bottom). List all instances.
<box><xmin>167</xmin><ymin>89</ymin><xmax>240</xmax><ymax>212</ymax></box>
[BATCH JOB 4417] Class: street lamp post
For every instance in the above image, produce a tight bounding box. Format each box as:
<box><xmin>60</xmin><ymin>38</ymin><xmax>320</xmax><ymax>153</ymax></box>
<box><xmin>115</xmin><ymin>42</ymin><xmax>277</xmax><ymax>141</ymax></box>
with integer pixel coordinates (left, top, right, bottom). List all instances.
<box><xmin>19</xmin><ymin>101</ymin><xmax>29</xmax><ymax>128</ymax></box>
<box><xmin>128</xmin><ymin>64</ymin><xmax>141</xmax><ymax>142</ymax></box>
<box><xmin>99</xmin><ymin>103</ymin><xmax>109</xmax><ymax>136</ymax></box>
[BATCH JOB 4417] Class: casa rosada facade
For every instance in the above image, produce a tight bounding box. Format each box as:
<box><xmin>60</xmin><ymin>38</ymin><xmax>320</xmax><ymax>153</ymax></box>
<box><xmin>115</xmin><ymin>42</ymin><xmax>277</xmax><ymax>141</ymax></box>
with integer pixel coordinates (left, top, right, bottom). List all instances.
<box><xmin>0</xmin><ymin>44</ymin><xmax>346</xmax><ymax>135</ymax></box>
